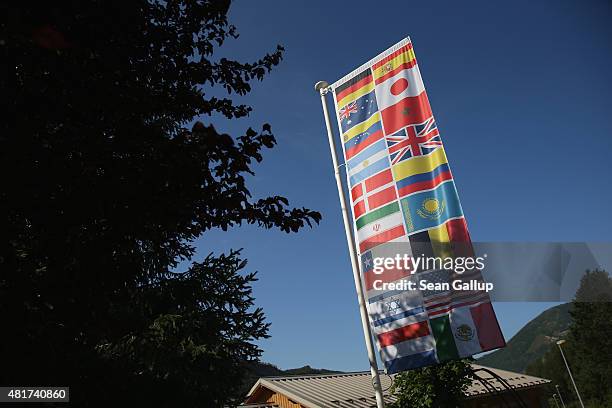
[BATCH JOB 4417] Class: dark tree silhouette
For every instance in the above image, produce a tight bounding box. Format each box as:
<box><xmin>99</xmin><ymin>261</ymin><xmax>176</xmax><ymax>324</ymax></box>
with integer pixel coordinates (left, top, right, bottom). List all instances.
<box><xmin>0</xmin><ymin>1</ymin><xmax>320</xmax><ymax>406</ymax></box>
<box><xmin>526</xmin><ymin>270</ymin><xmax>612</xmax><ymax>407</ymax></box>
<box><xmin>567</xmin><ymin>270</ymin><xmax>612</xmax><ymax>406</ymax></box>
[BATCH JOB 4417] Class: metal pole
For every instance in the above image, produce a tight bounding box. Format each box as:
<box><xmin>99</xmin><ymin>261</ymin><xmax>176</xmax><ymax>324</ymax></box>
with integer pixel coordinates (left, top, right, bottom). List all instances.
<box><xmin>556</xmin><ymin>385</ymin><xmax>567</xmax><ymax>408</ymax></box>
<box><xmin>315</xmin><ymin>80</ymin><xmax>386</xmax><ymax>408</ymax></box>
<box><xmin>556</xmin><ymin>340</ymin><xmax>585</xmax><ymax>408</ymax></box>
<box><xmin>552</xmin><ymin>394</ymin><xmax>560</xmax><ymax>408</ymax></box>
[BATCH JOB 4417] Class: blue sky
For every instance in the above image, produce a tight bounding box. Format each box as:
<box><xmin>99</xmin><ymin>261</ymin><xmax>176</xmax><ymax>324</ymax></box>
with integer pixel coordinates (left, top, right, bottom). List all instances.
<box><xmin>184</xmin><ymin>0</ymin><xmax>612</xmax><ymax>371</ymax></box>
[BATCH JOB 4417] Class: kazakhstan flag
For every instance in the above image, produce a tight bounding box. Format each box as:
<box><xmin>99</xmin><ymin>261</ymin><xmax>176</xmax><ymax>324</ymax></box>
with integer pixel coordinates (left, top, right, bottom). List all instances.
<box><xmin>400</xmin><ymin>180</ymin><xmax>463</xmax><ymax>234</ymax></box>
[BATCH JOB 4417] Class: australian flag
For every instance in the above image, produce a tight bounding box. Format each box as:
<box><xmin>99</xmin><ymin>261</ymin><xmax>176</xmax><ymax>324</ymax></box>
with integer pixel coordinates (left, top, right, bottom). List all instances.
<box><xmin>385</xmin><ymin>117</ymin><xmax>442</xmax><ymax>165</ymax></box>
<box><xmin>338</xmin><ymin>90</ymin><xmax>378</xmax><ymax>134</ymax></box>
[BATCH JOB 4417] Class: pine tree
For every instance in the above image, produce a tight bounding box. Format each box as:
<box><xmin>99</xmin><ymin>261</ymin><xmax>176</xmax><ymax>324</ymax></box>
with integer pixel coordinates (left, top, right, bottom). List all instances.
<box><xmin>0</xmin><ymin>1</ymin><xmax>320</xmax><ymax>406</ymax></box>
<box><xmin>526</xmin><ymin>270</ymin><xmax>612</xmax><ymax>407</ymax></box>
<box><xmin>567</xmin><ymin>270</ymin><xmax>612</xmax><ymax>406</ymax></box>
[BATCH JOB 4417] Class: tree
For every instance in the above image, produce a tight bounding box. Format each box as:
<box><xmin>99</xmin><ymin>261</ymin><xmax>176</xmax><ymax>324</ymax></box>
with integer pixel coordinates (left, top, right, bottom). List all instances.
<box><xmin>0</xmin><ymin>1</ymin><xmax>320</xmax><ymax>406</ymax></box>
<box><xmin>390</xmin><ymin>360</ymin><xmax>473</xmax><ymax>408</ymax></box>
<box><xmin>567</xmin><ymin>270</ymin><xmax>612</xmax><ymax>406</ymax></box>
<box><xmin>526</xmin><ymin>270</ymin><xmax>612</xmax><ymax>407</ymax></box>
<box><xmin>526</xmin><ymin>343</ymin><xmax>574</xmax><ymax>406</ymax></box>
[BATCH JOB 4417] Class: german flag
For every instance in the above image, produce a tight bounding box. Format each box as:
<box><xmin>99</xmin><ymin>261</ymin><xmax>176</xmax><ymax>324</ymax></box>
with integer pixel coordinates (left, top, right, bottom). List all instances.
<box><xmin>334</xmin><ymin>68</ymin><xmax>374</xmax><ymax>109</ymax></box>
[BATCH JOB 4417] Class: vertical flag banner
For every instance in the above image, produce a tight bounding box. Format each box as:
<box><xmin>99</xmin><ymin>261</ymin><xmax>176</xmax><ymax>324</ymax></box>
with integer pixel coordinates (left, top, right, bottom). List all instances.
<box><xmin>331</xmin><ymin>37</ymin><xmax>505</xmax><ymax>374</ymax></box>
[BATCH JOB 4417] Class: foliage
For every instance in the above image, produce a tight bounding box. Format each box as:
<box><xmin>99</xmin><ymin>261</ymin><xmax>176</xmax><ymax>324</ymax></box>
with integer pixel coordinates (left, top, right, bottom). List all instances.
<box><xmin>527</xmin><ymin>270</ymin><xmax>612</xmax><ymax>408</ymax></box>
<box><xmin>0</xmin><ymin>1</ymin><xmax>320</xmax><ymax>406</ymax></box>
<box><xmin>390</xmin><ymin>360</ymin><xmax>473</xmax><ymax>408</ymax></box>
<box><xmin>526</xmin><ymin>341</ymin><xmax>575</xmax><ymax>406</ymax></box>
<box><xmin>567</xmin><ymin>270</ymin><xmax>612</xmax><ymax>407</ymax></box>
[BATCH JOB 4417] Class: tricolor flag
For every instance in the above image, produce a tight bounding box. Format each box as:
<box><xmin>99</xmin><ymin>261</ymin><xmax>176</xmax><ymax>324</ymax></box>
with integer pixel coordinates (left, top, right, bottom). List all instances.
<box><xmin>331</xmin><ymin>37</ymin><xmax>504</xmax><ymax>374</ymax></box>
<box><xmin>344</xmin><ymin>120</ymin><xmax>385</xmax><ymax>161</ymax></box>
<box><xmin>346</xmin><ymin>136</ymin><xmax>390</xmax><ymax>187</ymax></box>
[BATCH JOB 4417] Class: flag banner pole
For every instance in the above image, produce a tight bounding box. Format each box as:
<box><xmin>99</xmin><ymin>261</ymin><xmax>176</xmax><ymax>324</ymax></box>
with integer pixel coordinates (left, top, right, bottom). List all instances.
<box><xmin>315</xmin><ymin>80</ymin><xmax>386</xmax><ymax>408</ymax></box>
<box><xmin>327</xmin><ymin>36</ymin><xmax>505</xmax><ymax>375</ymax></box>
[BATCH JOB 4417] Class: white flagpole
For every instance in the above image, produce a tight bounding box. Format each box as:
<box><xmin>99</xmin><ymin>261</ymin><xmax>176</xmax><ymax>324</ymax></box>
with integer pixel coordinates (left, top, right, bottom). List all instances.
<box><xmin>556</xmin><ymin>340</ymin><xmax>585</xmax><ymax>408</ymax></box>
<box><xmin>315</xmin><ymin>80</ymin><xmax>386</xmax><ymax>408</ymax></box>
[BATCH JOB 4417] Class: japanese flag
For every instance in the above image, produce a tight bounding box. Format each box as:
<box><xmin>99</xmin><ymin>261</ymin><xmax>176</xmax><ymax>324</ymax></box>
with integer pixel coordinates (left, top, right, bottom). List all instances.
<box><xmin>375</xmin><ymin>64</ymin><xmax>426</xmax><ymax>111</ymax></box>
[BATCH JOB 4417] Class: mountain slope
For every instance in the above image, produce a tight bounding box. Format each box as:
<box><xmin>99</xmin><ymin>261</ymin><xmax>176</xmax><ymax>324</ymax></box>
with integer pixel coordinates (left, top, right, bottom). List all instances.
<box><xmin>477</xmin><ymin>303</ymin><xmax>571</xmax><ymax>373</ymax></box>
<box><xmin>239</xmin><ymin>361</ymin><xmax>342</xmax><ymax>397</ymax></box>
<box><xmin>283</xmin><ymin>365</ymin><xmax>341</xmax><ymax>375</ymax></box>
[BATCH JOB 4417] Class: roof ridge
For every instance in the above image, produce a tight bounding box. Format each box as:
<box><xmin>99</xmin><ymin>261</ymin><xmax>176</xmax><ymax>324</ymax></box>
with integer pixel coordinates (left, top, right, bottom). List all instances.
<box><xmin>260</xmin><ymin>364</ymin><xmax>550</xmax><ymax>383</ymax></box>
<box><xmin>262</xmin><ymin>370</ymin><xmax>377</xmax><ymax>380</ymax></box>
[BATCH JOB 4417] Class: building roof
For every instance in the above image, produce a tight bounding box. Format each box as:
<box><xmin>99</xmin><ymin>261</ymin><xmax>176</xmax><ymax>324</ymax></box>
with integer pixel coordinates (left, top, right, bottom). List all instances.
<box><xmin>465</xmin><ymin>365</ymin><xmax>550</xmax><ymax>397</ymax></box>
<box><xmin>243</xmin><ymin>364</ymin><xmax>550</xmax><ymax>408</ymax></box>
<box><xmin>239</xmin><ymin>404</ymin><xmax>279</xmax><ymax>408</ymax></box>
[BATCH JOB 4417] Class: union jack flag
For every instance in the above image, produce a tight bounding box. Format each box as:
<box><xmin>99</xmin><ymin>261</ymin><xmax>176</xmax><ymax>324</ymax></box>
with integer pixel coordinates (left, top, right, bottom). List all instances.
<box><xmin>338</xmin><ymin>101</ymin><xmax>358</xmax><ymax>121</ymax></box>
<box><xmin>385</xmin><ymin>117</ymin><xmax>442</xmax><ymax>165</ymax></box>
